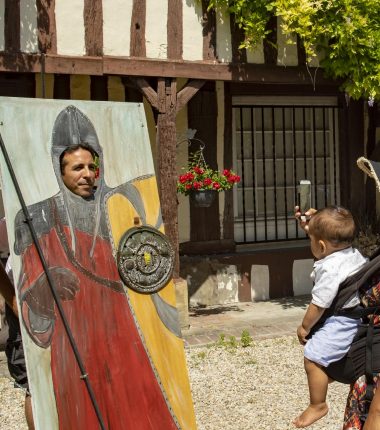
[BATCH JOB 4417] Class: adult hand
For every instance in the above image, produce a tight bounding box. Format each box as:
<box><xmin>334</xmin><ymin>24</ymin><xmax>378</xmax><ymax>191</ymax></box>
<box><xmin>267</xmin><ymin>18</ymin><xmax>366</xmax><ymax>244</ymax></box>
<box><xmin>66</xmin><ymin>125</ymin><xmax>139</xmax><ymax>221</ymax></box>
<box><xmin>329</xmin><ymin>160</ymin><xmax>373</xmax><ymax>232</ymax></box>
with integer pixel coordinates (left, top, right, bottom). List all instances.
<box><xmin>297</xmin><ymin>324</ymin><xmax>309</xmax><ymax>345</ymax></box>
<box><xmin>294</xmin><ymin>206</ymin><xmax>317</xmax><ymax>233</ymax></box>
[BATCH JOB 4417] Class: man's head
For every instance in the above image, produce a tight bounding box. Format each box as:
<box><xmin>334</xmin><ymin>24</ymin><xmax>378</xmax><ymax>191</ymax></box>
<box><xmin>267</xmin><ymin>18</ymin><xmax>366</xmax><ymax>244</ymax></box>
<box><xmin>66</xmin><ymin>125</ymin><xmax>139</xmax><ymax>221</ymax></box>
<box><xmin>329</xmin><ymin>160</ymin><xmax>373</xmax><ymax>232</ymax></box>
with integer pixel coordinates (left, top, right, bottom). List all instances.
<box><xmin>308</xmin><ymin>205</ymin><xmax>356</xmax><ymax>259</ymax></box>
<box><xmin>60</xmin><ymin>143</ymin><xmax>98</xmax><ymax>198</ymax></box>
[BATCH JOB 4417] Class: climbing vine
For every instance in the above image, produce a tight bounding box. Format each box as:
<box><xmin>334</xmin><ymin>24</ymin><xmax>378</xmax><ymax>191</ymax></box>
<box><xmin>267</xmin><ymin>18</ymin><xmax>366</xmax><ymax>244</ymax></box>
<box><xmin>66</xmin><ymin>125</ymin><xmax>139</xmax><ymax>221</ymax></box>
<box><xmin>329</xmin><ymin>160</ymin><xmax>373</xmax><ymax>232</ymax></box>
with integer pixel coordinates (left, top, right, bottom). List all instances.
<box><xmin>206</xmin><ymin>0</ymin><xmax>380</xmax><ymax>101</ymax></box>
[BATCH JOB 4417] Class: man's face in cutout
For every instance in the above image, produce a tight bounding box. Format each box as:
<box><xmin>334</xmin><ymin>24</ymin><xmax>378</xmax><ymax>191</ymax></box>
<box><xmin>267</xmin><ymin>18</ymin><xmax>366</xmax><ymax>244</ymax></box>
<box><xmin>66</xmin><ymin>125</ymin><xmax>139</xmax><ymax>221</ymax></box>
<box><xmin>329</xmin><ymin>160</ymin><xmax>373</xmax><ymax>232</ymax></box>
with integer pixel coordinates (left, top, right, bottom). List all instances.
<box><xmin>61</xmin><ymin>148</ymin><xmax>96</xmax><ymax>197</ymax></box>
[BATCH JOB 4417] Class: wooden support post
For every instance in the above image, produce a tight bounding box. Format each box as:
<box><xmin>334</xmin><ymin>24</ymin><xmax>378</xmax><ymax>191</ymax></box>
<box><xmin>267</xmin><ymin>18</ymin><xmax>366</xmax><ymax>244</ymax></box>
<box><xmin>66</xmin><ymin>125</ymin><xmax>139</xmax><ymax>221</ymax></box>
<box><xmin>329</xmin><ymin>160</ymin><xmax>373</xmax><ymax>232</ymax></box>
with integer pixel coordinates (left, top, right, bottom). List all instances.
<box><xmin>156</xmin><ymin>77</ymin><xmax>180</xmax><ymax>276</ymax></box>
<box><xmin>128</xmin><ymin>77</ymin><xmax>205</xmax><ymax>278</ymax></box>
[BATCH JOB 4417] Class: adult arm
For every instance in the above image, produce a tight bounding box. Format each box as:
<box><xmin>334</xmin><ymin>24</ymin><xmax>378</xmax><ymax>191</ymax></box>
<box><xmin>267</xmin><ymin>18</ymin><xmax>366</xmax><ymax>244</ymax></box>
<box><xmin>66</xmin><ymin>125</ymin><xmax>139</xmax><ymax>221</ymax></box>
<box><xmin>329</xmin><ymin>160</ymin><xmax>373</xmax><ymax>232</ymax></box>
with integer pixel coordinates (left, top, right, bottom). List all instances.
<box><xmin>297</xmin><ymin>303</ymin><xmax>325</xmax><ymax>345</ymax></box>
<box><xmin>0</xmin><ymin>262</ymin><xmax>17</xmax><ymax>316</ymax></box>
<box><xmin>363</xmin><ymin>386</ymin><xmax>380</xmax><ymax>430</ymax></box>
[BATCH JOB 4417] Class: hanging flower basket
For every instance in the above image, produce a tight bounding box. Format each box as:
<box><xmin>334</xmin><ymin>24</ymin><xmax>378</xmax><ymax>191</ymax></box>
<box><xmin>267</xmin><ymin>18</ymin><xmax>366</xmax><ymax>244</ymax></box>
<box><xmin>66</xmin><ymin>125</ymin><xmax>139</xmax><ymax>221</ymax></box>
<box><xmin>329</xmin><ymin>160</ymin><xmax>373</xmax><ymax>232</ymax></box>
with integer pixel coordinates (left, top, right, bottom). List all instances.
<box><xmin>177</xmin><ymin>148</ymin><xmax>240</xmax><ymax>207</ymax></box>
<box><xmin>189</xmin><ymin>189</ymin><xmax>217</xmax><ymax>208</ymax></box>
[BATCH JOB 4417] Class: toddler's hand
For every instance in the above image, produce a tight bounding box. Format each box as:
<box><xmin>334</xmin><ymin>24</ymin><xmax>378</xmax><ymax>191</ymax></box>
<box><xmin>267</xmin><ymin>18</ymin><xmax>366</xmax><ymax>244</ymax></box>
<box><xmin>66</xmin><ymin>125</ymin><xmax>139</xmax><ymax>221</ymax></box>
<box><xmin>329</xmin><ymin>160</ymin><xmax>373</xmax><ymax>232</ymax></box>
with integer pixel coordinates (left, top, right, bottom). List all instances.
<box><xmin>297</xmin><ymin>325</ymin><xmax>309</xmax><ymax>345</ymax></box>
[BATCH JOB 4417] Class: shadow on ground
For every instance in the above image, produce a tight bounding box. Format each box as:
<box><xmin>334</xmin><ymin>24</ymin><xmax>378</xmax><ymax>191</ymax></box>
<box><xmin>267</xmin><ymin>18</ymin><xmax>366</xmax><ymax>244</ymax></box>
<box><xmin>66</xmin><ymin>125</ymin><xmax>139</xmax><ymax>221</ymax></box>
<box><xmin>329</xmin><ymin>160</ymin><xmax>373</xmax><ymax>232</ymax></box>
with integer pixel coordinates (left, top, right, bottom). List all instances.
<box><xmin>269</xmin><ymin>295</ymin><xmax>310</xmax><ymax>310</ymax></box>
<box><xmin>189</xmin><ymin>305</ymin><xmax>243</xmax><ymax>317</ymax></box>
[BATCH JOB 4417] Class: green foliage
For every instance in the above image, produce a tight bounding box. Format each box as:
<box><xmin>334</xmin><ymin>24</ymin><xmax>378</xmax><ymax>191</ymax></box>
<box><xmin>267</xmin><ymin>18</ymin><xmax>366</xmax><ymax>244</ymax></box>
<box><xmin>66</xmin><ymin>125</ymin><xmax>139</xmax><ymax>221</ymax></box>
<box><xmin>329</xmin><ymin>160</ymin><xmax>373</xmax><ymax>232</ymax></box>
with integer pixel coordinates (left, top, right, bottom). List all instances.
<box><xmin>205</xmin><ymin>0</ymin><xmax>380</xmax><ymax>100</ymax></box>
<box><xmin>215</xmin><ymin>333</ymin><xmax>238</xmax><ymax>349</ymax></box>
<box><xmin>215</xmin><ymin>330</ymin><xmax>254</xmax><ymax>349</ymax></box>
<box><xmin>240</xmin><ymin>329</ymin><xmax>254</xmax><ymax>347</ymax></box>
<box><xmin>208</xmin><ymin>0</ymin><xmax>274</xmax><ymax>49</ymax></box>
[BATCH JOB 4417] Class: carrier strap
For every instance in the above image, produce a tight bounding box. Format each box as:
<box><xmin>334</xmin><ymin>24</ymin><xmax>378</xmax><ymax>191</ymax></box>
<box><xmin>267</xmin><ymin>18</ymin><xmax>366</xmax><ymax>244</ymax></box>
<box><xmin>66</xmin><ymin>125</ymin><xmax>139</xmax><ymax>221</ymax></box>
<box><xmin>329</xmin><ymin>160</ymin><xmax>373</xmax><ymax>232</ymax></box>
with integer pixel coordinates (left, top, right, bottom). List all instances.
<box><xmin>365</xmin><ymin>318</ymin><xmax>375</xmax><ymax>403</ymax></box>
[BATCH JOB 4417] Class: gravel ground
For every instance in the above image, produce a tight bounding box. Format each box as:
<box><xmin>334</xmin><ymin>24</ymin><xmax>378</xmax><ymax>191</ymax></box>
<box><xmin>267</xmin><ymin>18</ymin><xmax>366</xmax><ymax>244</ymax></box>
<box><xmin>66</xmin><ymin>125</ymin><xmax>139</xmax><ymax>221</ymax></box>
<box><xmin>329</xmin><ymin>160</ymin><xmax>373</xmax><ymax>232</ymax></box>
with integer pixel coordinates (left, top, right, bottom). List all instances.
<box><xmin>0</xmin><ymin>336</ymin><xmax>349</xmax><ymax>430</ymax></box>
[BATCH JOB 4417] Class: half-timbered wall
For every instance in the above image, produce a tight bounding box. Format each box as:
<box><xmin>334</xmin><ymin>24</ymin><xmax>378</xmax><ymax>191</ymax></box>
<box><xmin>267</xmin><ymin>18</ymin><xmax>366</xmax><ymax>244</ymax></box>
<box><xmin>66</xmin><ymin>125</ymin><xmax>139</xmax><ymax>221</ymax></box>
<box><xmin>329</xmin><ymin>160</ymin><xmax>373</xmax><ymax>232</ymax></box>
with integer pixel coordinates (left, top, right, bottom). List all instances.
<box><xmin>0</xmin><ymin>2</ymin><xmax>372</xmax><ymax>305</ymax></box>
<box><xmin>0</xmin><ymin>0</ymin><xmax>321</xmax><ymax>77</ymax></box>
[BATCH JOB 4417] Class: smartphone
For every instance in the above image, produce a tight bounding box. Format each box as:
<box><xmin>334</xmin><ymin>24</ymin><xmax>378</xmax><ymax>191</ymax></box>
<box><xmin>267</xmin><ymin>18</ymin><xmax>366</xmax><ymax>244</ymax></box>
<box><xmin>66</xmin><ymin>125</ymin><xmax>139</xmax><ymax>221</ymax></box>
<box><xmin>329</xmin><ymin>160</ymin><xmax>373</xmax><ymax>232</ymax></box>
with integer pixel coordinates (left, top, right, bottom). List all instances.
<box><xmin>298</xmin><ymin>180</ymin><xmax>311</xmax><ymax>215</ymax></box>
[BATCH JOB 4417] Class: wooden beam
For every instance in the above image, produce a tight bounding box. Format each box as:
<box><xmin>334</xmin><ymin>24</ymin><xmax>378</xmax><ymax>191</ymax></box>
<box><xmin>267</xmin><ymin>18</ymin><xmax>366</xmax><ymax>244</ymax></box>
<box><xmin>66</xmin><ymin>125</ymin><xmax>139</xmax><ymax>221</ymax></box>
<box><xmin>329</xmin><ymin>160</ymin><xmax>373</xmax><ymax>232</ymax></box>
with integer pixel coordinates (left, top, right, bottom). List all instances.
<box><xmin>103</xmin><ymin>57</ymin><xmax>339</xmax><ymax>84</ymax></box>
<box><xmin>230</xmin><ymin>14</ymin><xmax>247</xmax><ymax>63</ymax></box>
<box><xmin>84</xmin><ymin>0</ymin><xmax>103</xmax><ymax>56</ymax></box>
<box><xmin>167</xmin><ymin>0</ymin><xmax>183</xmax><ymax>60</ymax></box>
<box><xmin>201</xmin><ymin>0</ymin><xmax>216</xmax><ymax>61</ymax></box>
<box><xmin>222</xmin><ymin>82</ymin><xmax>234</xmax><ymax>239</ymax></box>
<box><xmin>36</xmin><ymin>0</ymin><xmax>57</xmax><ymax>54</ymax></box>
<box><xmin>156</xmin><ymin>78</ymin><xmax>179</xmax><ymax>276</ymax></box>
<box><xmin>44</xmin><ymin>54</ymin><xmax>103</xmax><ymax>75</ymax></box>
<box><xmin>176</xmin><ymin>79</ymin><xmax>205</xmax><ymax>112</ymax></box>
<box><xmin>128</xmin><ymin>77</ymin><xmax>158</xmax><ymax>110</ymax></box>
<box><xmin>130</xmin><ymin>0</ymin><xmax>146</xmax><ymax>57</ymax></box>
<box><xmin>4</xmin><ymin>0</ymin><xmax>20</xmax><ymax>52</ymax></box>
<box><xmin>264</xmin><ymin>15</ymin><xmax>278</xmax><ymax>65</ymax></box>
<box><xmin>0</xmin><ymin>53</ymin><xmax>341</xmax><ymax>87</ymax></box>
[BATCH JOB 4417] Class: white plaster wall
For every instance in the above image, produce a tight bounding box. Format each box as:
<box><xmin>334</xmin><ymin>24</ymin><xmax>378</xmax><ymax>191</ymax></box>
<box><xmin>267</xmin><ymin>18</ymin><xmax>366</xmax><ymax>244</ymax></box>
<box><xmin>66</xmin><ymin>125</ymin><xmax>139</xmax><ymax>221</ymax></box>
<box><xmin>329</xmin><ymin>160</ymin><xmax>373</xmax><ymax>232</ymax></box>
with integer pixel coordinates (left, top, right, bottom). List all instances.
<box><xmin>292</xmin><ymin>259</ymin><xmax>314</xmax><ymax>296</ymax></box>
<box><xmin>182</xmin><ymin>0</ymin><xmax>203</xmax><ymax>61</ymax></box>
<box><xmin>277</xmin><ymin>17</ymin><xmax>298</xmax><ymax>66</ymax></box>
<box><xmin>246</xmin><ymin>41</ymin><xmax>265</xmax><ymax>64</ymax></box>
<box><xmin>217</xmin><ymin>265</ymin><xmax>239</xmax><ymax>304</ymax></box>
<box><xmin>0</xmin><ymin>0</ymin><xmax>4</xmax><ymax>51</ymax></box>
<box><xmin>103</xmin><ymin>0</ymin><xmax>132</xmax><ymax>56</ymax></box>
<box><xmin>146</xmin><ymin>0</ymin><xmax>168</xmax><ymax>59</ymax></box>
<box><xmin>20</xmin><ymin>0</ymin><xmax>38</xmax><ymax>52</ymax></box>
<box><xmin>215</xmin><ymin>8</ymin><xmax>232</xmax><ymax>63</ymax></box>
<box><xmin>251</xmin><ymin>265</ymin><xmax>270</xmax><ymax>301</ymax></box>
<box><xmin>55</xmin><ymin>0</ymin><xmax>85</xmax><ymax>56</ymax></box>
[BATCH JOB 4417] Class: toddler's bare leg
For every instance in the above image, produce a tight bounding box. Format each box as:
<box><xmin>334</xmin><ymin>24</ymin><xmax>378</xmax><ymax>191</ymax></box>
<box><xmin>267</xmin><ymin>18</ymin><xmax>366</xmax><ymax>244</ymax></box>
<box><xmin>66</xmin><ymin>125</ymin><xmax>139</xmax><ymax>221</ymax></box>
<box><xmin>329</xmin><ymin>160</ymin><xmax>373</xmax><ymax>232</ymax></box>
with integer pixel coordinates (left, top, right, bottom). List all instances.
<box><xmin>292</xmin><ymin>358</ymin><xmax>329</xmax><ymax>428</ymax></box>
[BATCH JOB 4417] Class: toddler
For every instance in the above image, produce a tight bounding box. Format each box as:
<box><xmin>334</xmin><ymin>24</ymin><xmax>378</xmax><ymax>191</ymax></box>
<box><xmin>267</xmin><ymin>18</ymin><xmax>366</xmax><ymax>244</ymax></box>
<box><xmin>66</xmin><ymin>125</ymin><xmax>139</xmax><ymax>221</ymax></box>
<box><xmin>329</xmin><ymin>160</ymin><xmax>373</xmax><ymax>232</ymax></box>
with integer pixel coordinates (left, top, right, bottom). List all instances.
<box><xmin>293</xmin><ymin>206</ymin><xmax>367</xmax><ymax>428</ymax></box>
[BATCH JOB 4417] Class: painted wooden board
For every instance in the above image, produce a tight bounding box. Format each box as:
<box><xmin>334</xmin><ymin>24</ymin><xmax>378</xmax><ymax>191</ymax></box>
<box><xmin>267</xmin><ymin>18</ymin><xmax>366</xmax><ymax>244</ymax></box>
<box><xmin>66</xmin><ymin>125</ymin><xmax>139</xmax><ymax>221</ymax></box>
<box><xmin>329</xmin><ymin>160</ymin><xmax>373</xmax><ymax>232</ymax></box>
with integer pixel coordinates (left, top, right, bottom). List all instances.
<box><xmin>0</xmin><ymin>97</ymin><xmax>197</xmax><ymax>430</ymax></box>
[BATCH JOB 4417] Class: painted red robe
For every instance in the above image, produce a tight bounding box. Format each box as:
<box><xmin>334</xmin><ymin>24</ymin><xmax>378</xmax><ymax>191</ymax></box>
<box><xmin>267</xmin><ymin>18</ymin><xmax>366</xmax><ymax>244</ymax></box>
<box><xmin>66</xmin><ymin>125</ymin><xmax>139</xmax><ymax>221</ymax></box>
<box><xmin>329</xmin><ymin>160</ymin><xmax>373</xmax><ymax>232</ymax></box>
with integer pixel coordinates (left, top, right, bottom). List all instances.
<box><xmin>19</xmin><ymin>218</ymin><xmax>178</xmax><ymax>429</ymax></box>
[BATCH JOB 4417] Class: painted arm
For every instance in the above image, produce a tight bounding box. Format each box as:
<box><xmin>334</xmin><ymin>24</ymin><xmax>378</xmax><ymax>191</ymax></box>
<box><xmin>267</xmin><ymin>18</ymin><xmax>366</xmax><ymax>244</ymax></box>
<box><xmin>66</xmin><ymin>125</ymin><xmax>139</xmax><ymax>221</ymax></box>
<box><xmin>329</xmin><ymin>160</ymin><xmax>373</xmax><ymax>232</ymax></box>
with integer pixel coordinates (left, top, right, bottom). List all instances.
<box><xmin>297</xmin><ymin>303</ymin><xmax>325</xmax><ymax>345</ymax></box>
<box><xmin>20</xmin><ymin>266</ymin><xmax>79</xmax><ymax>348</ymax></box>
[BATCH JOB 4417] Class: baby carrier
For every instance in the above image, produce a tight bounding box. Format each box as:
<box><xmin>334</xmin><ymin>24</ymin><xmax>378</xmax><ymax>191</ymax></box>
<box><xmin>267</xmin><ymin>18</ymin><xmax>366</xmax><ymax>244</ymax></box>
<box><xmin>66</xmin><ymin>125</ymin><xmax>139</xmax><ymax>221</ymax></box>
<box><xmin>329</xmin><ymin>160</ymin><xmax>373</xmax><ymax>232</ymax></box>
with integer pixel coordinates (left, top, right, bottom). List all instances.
<box><xmin>316</xmin><ymin>157</ymin><xmax>380</xmax><ymax>403</ymax></box>
<box><xmin>320</xmin><ymin>250</ymin><xmax>380</xmax><ymax>395</ymax></box>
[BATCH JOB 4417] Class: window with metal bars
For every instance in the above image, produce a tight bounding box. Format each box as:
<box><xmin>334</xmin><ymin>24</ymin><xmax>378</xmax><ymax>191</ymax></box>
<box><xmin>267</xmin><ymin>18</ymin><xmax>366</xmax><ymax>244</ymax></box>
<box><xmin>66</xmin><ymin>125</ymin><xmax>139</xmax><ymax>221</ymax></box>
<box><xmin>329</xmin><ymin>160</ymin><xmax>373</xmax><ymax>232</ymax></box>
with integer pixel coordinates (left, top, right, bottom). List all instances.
<box><xmin>232</xmin><ymin>97</ymin><xmax>340</xmax><ymax>243</ymax></box>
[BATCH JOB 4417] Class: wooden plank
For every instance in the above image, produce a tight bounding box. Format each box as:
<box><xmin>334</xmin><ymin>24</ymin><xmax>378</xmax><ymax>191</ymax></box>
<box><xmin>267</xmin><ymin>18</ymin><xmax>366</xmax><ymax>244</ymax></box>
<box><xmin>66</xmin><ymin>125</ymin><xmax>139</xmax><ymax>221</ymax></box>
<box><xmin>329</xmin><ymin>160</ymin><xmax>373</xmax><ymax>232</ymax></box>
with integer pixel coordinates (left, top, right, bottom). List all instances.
<box><xmin>4</xmin><ymin>0</ymin><xmax>20</xmax><ymax>52</ymax></box>
<box><xmin>90</xmin><ymin>75</ymin><xmax>108</xmax><ymax>101</ymax></box>
<box><xmin>167</xmin><ymin>0</ymin><xmax>183</xmax><ymax>60</ymax></box>
<box><xmin>176</xmin><ymin>79</ymin><xmax>205</xmax><ymax>112</ymax></box>
<box><xmin>84</xmin><ymin>0</ymin><xmax>103</xmax><ymax>56</ymax></box>
<box><xmin>128</xmin><ymin>77</ymin><xmax>158</xmax><ymax>110</ymax></box>
<box><xmin>222</xmin><ymin>82</ymin><xmax>234</xmax><ymax>240</ymax></box>
<box><xmin>130</xmin><ymin>0</ymin><xmax>146</xmax><ymax>57</ymax></box>
<box><xmin>36</xmin><ymin>0</ymin><xmax>57</xmax><ymax>54</ymax></box>
<box><xmin>53</xmin><ymin>74</ymin><xmax>70</xmax><ymax>99</ymax></box>
<box><xmin>201</xmin><ymin>0</ymin><xmax>216</xmax><ymax>61</ymax></box>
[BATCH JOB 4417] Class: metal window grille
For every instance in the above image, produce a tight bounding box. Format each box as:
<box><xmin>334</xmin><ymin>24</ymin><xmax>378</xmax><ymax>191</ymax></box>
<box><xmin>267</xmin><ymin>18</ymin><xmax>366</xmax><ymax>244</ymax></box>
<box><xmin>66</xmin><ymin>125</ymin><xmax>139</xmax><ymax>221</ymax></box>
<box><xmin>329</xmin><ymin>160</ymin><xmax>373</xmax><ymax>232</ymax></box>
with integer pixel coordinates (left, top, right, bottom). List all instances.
<box><xmin>233</xmin><ymin>105</ymin><xmax>340</xmax><ymax>243</ymax></box>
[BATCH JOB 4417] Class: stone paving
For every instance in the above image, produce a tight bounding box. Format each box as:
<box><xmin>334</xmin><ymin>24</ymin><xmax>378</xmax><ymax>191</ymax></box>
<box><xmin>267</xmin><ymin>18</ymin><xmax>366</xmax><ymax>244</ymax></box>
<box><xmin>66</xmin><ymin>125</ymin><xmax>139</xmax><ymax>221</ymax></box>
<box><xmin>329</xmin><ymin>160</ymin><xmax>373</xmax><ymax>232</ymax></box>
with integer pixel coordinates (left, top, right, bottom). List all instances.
<box><xmin>182</xmin><ymin>295</ymin><xmax>309</xmax><ymax>347</ymax></box>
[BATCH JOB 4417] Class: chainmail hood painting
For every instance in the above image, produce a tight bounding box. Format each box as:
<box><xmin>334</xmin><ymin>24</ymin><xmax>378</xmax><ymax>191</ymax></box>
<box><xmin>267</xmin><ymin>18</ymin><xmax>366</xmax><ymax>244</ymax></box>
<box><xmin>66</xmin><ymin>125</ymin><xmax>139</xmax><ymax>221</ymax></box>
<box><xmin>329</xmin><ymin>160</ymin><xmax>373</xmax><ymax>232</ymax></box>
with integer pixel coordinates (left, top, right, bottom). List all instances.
<box><xmin>0</xmin><ymin>97</ymin><xmax>196</xmax><ymax>430</ymax></box>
